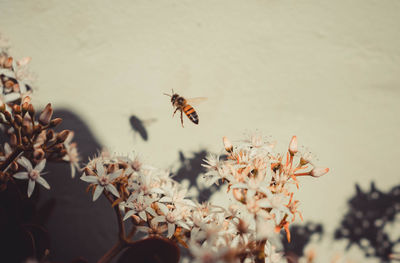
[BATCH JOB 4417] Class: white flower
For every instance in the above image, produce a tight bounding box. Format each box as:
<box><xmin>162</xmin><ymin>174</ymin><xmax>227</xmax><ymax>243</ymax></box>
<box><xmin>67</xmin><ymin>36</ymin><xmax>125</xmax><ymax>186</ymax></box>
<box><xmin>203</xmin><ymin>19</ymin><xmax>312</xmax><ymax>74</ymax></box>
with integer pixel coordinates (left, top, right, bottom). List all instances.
<box><xmin>152</xmin><ymin>203</ymin><xmax>190</xmax><ymax>238</ymax></box>
<box><xmin>62</xmin><ymin>131</ymin><xmax>80</xmax><ymax>178</ymax></box>
<box><xmin>122</xmin><ymin>194</ymin><xmax>156</xmax><ymax>222</ymax></box>
<box><xmin>80</xmin><ymin>160</ymin><xmax>122</xmax><ymax>201</ymax></box>
<box><xmin>14</xmin><ymin>156</ymin><xmax>49</xmax><ymax>197</ymax></box>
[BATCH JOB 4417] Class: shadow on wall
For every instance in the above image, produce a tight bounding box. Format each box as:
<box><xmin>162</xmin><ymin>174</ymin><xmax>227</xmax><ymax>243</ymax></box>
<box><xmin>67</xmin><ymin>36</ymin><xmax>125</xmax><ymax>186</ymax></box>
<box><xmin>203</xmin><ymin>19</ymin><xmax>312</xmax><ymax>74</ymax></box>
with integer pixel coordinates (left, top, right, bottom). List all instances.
<box><xmin>282</xmin><ymin>222</ymin><xmax>324</xmax><ymax>262</ymax></box>
<box><xmin>334</xmin><ymin>182</ymin><xmax>400</xmax><ymax>262</ymax></box>
<box><xmin>128</xmin><ymin>115</ymin><xmax>157</xmax><ymax>142</ymax></box>
<box><xmin>36</xmin><ymin>109</ymin><xmax>118</xmax><ymax>263</ymax></box>
<box><xmin>174</xmin><ymin>150</ymin><xmax>218</xmax><ymax>203</ymax></box>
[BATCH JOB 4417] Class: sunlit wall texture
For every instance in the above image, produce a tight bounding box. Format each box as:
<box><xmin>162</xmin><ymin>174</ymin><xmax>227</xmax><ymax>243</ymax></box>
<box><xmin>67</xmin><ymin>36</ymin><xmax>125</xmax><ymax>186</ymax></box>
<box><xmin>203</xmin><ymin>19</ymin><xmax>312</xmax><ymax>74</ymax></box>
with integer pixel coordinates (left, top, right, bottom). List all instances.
<box><xmin>1</xmin><ymin>1</ymin><xmax>399</xmax><ymax>262</ymax></box>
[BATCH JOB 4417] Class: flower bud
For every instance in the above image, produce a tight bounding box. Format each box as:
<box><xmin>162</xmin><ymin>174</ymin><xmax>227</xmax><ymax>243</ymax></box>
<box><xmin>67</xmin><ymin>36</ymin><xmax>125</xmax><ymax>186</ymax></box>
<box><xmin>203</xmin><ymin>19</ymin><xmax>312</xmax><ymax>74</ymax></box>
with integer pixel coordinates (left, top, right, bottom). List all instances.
<box><xmin>10</xmin><ymin>134</ymin><xmax>17</xmax><ymax>146</ymax></box>
<box><xmin>22</xmin><ymin>96</ymin><xmax>31</xmax><ymax>104</ymax></box>
<box><xmin>4</xmin><ymin>111</ymin><xmax>12</xmax><ymax>122</ymax></box>
<box><xmin>28</xmin><ymin>104</ymin><xmax>35</xmax><ymax>118</ymax></box>
<box><xmin>288</xmin><ymin>136</ymin><xmax>298</xmax><ymax>156</ymax></box>
<box><xmin>4</xmin><ymin>57</ymin><xmax>13</xmax><ymax>68</ymax></box>
<box><xmin>12</xmin><ymin>105</ymin><xmax>21</xmax><ymax>115</ymax></box>
<box><xmin>14</xmin><ymin>114</ymin><xmax>23</xmax><ymax>126</ymax></box>
<box><xmin>22</xmin><ymin>102</ymin><xmax>29</xmax><ymax>115</ymax></box>
<box><xmin>232</xmin><ymin>188</ymin><xmax>245</xmax><ymax>202</ymax></box>
<box><xmin>0</xmin><ymin>103</ymin><xmax>5</xmax><ymax>112</ymax></box>
<box><xmin>39</xmin><ymin>103</ymin><xmax>53</xmax><ymax>125</ymax></box>
<box><xmin>46</xmin><ymin>129</ymin><xmax>54</xmax><ymax>140</ymax></box>
<box><xmin>33</xmin><ymin>148</ymin><xmax>45</xmax><ymax>161</ymax></box>
<box><xmin>49</xmin><ymin>118</ymin><xmax>62</xmax><ymax>127</ymax></box>
<box><xmin>56</xmin><ymin>130</ymin><xmax>70</xmax><ymax>143</ymax></box>
<box><xmin>223</xmin><ymin>136</ymin><xmax>233</xmax><ymax>153</ymax></box>
<box><xmin>17</xmin><ymin>56</ymin><xmax>31</xmax><ymax>66</ymax></box>
<box><xmin>310</xmin><ymin>167</ymin><xmax>329</xmax><ymax>177</ymax></box>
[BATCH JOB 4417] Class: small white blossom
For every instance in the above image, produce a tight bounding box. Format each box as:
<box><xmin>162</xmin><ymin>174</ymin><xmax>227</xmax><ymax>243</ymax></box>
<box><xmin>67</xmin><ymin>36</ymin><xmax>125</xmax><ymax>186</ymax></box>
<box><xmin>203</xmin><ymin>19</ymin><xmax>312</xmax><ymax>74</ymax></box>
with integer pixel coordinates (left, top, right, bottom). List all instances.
<box><xmin>14</xmin><ymin>156</ymin><xmax>49</xmax><ymax>197</ymax></box>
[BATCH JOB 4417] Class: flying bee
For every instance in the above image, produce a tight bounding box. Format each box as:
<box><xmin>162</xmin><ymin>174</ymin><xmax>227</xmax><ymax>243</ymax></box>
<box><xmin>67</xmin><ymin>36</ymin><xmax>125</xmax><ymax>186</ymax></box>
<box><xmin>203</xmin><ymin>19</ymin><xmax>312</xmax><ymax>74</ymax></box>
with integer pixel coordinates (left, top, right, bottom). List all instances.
<box><xmin>164</xmin><ymin>90</ymin><xmax>207</xmax><ymax>127</ymax></box>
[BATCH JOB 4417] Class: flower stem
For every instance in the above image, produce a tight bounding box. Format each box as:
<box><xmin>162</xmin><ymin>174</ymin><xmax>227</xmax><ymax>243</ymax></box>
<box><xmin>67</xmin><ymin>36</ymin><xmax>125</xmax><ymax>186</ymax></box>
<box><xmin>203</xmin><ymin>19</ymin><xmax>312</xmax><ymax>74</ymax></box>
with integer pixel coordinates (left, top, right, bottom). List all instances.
<box><xmin>97</xmin><ymin>241</ymin><xmax>125</xmax><ymax>263</ymax></box>
<box><xmin>0</xmin><ymin>145</ymin><xmax>23</xmax><ymax>172</ymax></box>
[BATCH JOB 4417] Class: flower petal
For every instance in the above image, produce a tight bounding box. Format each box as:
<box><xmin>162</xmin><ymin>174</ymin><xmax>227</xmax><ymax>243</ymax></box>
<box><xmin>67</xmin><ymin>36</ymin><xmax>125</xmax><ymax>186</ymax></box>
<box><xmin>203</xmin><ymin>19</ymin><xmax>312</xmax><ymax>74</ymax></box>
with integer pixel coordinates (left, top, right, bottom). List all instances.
<box><xmin>123</xmin><ymin>210</ymin><xmax>136</xmax><ymax>221</ymax></box>
<box><xmin>106</xmin><ymin>184</ymin><xmax>120</xmax><ymax>198</ymax></box>
<box><xmin>13</xmin><ymin>172</ymin><xmax>28</xmax><ymax>180</ymax></box>
<box><xmin>80</xmin><ymin>175</ymin><xmax>98</xmax><ymax>184</ymax></box>
<box><xmin>93</xmin><ymin>185</ymin><xmax>104</xmax><ymax>201</ymax></box>
<box><xmin>34</xmin><ymin>159</ymin><xmax>46</xmax><ymax>173</ymax></box>
<box><xmin>27</xmin><ymin>179</ymin><xmax>35</xmax><ymax>197</ymax></box>
<box><xmin>167</xmin><ymin>223</ymin><xmax>175</xmax><ymax>238</ymax></box>
<box><xmin>18</xmin><ymin>156</ymin><xmax>32</xmax><ymax>171</ymax></box>
<box><xmin>108</xmin><ymin>169</ymin><xmax>122</xmax><ymax>182</ymax></box>
<box><xmin>96</xmin><ymin>161</ymin><xmax>105</xmax><ymax>177</ymax></box>
<box><xmin>36</xmin><ymin>176</ymin><xmax>50</xmax><ymax>190</ymax></box>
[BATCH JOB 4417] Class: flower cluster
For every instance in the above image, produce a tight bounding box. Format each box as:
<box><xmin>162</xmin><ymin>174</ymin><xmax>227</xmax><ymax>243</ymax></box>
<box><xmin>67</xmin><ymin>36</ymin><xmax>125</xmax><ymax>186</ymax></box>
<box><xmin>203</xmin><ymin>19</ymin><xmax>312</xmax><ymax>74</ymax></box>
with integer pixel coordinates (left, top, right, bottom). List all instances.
<box><xmin>80</xmin><ymin>134</ymin><xmax>328</xmax><ymax>263</ymax></box>
<box><xmin>0</xmin><ymin>45</ymin><xmax>79</xmax><ymax>197</ymax></box>
<box><xmin>81</xmin><ymin>153</ymin><xmax>196</xmax><ymax>240</ymax></box>
<box><xmin>192</xmin><ymin>134</ymin><xmax>329</xmax><ymax>262</ymax></box>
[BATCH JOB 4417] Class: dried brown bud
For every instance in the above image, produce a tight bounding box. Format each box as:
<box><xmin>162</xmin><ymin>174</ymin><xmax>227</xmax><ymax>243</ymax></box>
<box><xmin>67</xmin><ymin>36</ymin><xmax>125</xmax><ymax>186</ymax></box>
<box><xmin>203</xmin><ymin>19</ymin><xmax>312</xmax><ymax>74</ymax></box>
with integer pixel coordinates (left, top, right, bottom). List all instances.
<box><xmin>14</xmin><ymin>114</ymin><xmax>23</xmax><ymax>126</ymax></box>
<box><xmin>83</xmin><ymin>167</ymin><xmax>95</xmax><ymax>176</ymax></box>
<box><xmin>4</xmin><ymin>111</ymin><xmax>12</xmax><ymax>122</ymax></box>
<box><xmin>288</xmin><ymin>136</ymin><xmax>298</xmax><ymax>156</ymax></box>
<box><xmin>28</xmin><ymin>104</ymin><xmax>35</xmax><ymax>118</ymax></box>
<box><xmin>49</xmin><ymin>118</ymin><xmax>62</xmax><ymax>127</ymax></box>
<box><xmin>10</xmin><ymin>134</ymin><xmax>17</xmax><ymax>146</ymax></box>
<box><xmin>33</xmin><ymin>148</ymin><xmax>45</xmax><ymax>161</ymax></box>
<box><xmin>39</xmin><ymin>103</ymin><xmax>53</xmax><ymax>125</ymax></box>
<box><xmin>108</xmin><ymin>163</ymin><xmax>118</xmax><ymax>174</ymax></box>
<box><xmin>22</xmin><ymin>102</ymin><xmax>29</xmax><ymax>115</ymax></box>
<box><xmin>22</xmin><ymin>96</ymin><xmax>31</xmax><ymax>104</ymax></box>
<box><xmin>21</xmin><ymin>124</ymin><xmax>31</xmax><ymax>136</ymax></box>
<box><xmin>12</xmin><ymin>105</ymin><xmax>21</xmax><ymax>115</ymax></box>
<box><xmin>0</xmin><ymin>55</ymin><xmax>6</xmax><ymax>67</ymax></box>
<box><xmin>46</xmin><ymin>129</ymin><xmax>54</xmax><ymax>140</ymax></box>
<box><xmin>223</xmin><ymin>136</ymin><xmax>233</xmax><ymax>153</ymax></box>
<box><xmin>4</xmin><ymin>57</ymin><xmax>13</xmax><ymax>68</ymax></box>
<box><xmin>56</xmin><ymin>130</ymin><xmax>70</xmax><ymax>143</ymax></box>
<box><xmin>22</xmin><ymin>137</ymin><xmax>29</xmax><ymax>145</ymax></box>
<box><xmin>54</xmin><ymin>143</ymin><xmax>64</xmax><ymax>152</ymax></box>
<box><xmin>33</xmin><ymin>125</ymin><xmax>42</xmax><ymax>135</ymax></box>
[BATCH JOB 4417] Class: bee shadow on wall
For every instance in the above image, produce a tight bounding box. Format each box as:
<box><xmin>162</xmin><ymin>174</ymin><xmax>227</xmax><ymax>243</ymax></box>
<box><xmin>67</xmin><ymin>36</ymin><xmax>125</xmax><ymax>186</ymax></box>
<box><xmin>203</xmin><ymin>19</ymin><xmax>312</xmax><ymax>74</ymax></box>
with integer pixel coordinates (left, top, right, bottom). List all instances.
<box><xmin>173</xmin><ymin>150</ymin><xmax>218</xmax><ymax>203</ymax></box>
<box><xmin>334</xmin><ymin>182</ymin><xmax>400</xmax><ymax>262</ymax></box>
<box><xmin>128</xmin><ymin>115</ymin><xmax>157</xmax><ymax>142</ymax></box>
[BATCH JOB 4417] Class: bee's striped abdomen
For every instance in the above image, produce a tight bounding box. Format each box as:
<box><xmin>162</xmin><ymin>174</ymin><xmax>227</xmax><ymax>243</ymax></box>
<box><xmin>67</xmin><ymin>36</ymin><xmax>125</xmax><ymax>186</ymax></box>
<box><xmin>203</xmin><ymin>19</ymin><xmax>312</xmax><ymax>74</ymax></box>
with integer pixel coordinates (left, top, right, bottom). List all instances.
<box><xmin>183</xmin><ymin>104</ymin><xmax>199</xmax><ymax>124</ymax></box>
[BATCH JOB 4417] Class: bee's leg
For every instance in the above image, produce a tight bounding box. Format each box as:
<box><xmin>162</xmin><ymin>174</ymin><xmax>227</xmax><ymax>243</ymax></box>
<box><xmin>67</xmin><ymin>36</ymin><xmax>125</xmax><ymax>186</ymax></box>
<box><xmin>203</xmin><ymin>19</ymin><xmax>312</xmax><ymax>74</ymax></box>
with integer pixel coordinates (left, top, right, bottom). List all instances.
<box><xmin>180</xmin><ymin>110</ymin><xmax>184</xmax><ymax>127</ymax></box>
<box><xmin>172</xmin><ymin>107</ymin><xmax>179</xmax><ymax>117</ymax></box>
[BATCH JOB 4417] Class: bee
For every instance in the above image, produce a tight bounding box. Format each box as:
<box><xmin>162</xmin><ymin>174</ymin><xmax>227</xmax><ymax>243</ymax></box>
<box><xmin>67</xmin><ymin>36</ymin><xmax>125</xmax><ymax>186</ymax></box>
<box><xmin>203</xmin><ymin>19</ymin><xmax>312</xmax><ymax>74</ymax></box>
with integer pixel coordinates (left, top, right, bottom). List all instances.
<box><xmin>164</xmin><ymin>90</ymin><xmax>206</xmax><ymax>127</ymax></box>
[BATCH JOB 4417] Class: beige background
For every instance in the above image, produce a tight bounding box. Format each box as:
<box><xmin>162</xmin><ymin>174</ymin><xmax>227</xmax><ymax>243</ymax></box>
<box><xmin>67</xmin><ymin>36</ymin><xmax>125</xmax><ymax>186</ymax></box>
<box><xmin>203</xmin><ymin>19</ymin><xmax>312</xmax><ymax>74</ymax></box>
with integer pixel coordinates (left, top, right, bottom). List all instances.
<box><xmin>1</xmin><ymin>0</ymin><xmax>400</xmax><ymax>262</ymax></box>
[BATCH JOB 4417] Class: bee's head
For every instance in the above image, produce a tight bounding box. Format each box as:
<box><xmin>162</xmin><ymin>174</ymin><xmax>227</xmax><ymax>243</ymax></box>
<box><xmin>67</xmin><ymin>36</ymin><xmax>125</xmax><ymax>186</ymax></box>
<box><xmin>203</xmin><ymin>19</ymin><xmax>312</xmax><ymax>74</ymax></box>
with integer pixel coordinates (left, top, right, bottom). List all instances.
<box><xmin>171</xmin><ymin>94</ymin><xmax>179</xmax><ymax>104</ymax></box>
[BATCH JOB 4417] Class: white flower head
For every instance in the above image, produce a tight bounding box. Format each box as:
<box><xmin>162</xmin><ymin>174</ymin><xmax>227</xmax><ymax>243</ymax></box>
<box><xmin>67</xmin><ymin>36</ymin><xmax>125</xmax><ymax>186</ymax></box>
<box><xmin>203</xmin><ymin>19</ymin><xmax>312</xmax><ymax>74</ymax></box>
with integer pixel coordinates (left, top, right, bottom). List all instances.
<box><xmin>14</xmin><ymin>156</ymin><xmax>49</xmax><ymax>197</ymax></box>
<box><xmin>80</xmin><ymin>160</ymin><xmax>122</xmax><ymax>201</ymax></box>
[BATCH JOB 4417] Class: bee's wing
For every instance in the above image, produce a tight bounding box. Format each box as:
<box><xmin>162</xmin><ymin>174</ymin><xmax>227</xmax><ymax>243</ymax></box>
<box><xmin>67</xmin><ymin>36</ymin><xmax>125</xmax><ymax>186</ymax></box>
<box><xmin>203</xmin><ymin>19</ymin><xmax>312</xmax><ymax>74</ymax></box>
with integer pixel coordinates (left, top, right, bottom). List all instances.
<box><xmin>186</xmin><ymin>97</ymin><xmax>208</xmax><ymax>105</ymax></box>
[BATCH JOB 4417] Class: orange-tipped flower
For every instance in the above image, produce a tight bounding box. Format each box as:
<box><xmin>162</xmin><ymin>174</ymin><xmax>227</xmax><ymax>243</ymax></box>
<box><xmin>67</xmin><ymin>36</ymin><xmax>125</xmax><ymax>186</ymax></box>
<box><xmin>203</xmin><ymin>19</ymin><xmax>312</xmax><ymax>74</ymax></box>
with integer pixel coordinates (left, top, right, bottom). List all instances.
<box><xmin>288</xmin><ymin>136</ymin><xmax>298</xmax><ymax>156</ymax></box>
<box><xmin>310</xmin><ymin>167</ymin><xmax>329</xmax><ymax>177</ymax></box>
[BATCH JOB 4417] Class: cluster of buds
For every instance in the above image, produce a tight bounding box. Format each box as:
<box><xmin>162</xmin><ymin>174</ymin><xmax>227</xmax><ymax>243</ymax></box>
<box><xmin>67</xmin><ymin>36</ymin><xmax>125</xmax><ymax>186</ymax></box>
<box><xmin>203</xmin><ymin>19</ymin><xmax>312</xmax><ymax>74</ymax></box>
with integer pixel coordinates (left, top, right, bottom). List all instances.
<box><xmin>0</xmin><ymin>98</ymin><xmax>80</xmax><ymax>196</ymax></box>
<box><xmin>0</xmin><ymin>44</ymin><xmax>34</xmax><ymax>109</ymax></box>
